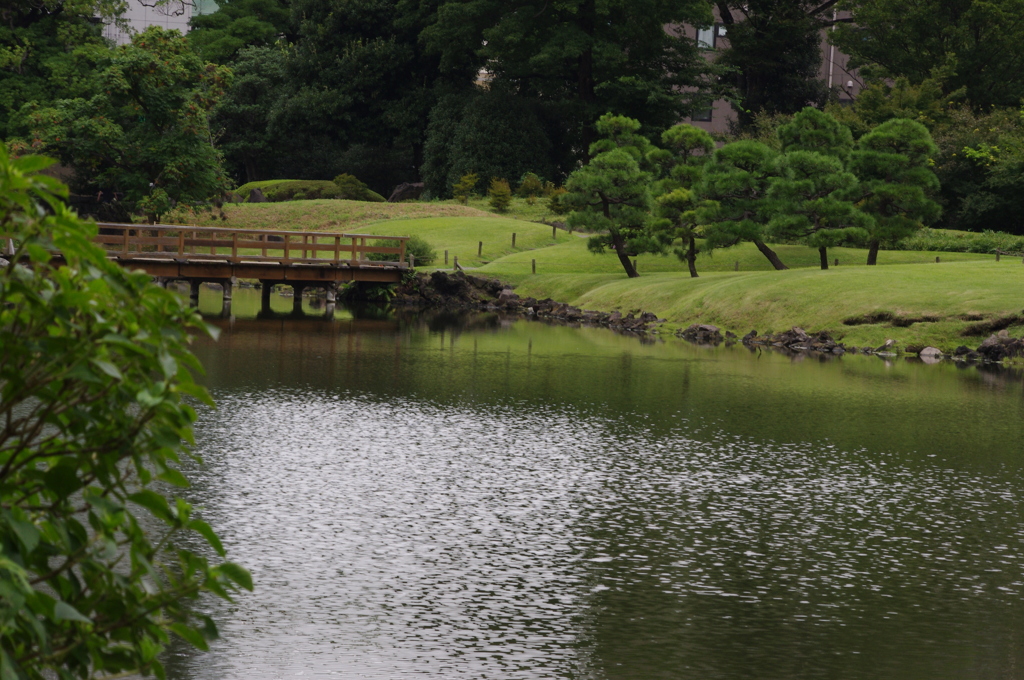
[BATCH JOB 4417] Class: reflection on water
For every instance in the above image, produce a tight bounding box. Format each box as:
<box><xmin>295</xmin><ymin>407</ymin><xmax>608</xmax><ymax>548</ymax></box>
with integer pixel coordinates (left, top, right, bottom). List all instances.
<box><xmin>166</xmin><ymin>289</ymin><xmax>1024</xmax><ymax>679</ymax></box>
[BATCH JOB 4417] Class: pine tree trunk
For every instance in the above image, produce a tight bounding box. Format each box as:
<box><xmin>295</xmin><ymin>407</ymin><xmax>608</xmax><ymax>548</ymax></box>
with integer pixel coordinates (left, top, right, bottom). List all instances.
<box><xmin>611</xmin><ymin>232</ymin><xmax>639</xmax><ymax>278</ymax></box>
<box><xmin>687</xmin><ymin>235</ymin><xmax>699</xmax><ymax>278</ymax></box>
<box><xmin>819</xmin><ymin>246</ymin><xmax>829</xmax><ymax>270</ymax></box>
<box><xmin>753</xmin><ymin>239</ymin><xmax>789</xmax><ymax>270</ymax></box>
<box><xmin>866</xmin><ymin>240</ymin><xmax>880</xmax><ymax>265</ymax></box>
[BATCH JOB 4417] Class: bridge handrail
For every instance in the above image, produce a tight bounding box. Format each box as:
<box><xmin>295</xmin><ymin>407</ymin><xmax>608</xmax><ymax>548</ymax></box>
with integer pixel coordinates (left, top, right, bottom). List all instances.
<box><xmin>91</xmin><ymin>222</ymin><xmax>412</xmax><ymax>268</ymax></box>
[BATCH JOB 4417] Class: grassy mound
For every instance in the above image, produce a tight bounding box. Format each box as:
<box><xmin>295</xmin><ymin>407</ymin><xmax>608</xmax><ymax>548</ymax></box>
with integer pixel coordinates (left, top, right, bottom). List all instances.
<box><xmin>506</xmin><ymin>261</ymin><xmax>1024</xmax><ymax>350</ymax></box>
<box><xmin>169</xmin><ymin>198</ymin><xmax>501</xmax><ymax>231</ymax></box>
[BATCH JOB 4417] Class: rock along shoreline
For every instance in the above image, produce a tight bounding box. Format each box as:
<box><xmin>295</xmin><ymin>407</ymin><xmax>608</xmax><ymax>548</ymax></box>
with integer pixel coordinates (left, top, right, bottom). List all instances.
<box><xmin>391</xmin><ymin>271</ymin><xmax>1024</xmax><ymax>364</ymax></box>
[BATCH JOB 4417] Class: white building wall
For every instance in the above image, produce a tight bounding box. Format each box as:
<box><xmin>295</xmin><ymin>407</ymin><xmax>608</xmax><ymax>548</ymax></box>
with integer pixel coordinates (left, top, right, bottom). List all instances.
<box><xmin>102</xmin><ymin>0</ymin><xmax>217</xmax><ymax>45</ymax></box>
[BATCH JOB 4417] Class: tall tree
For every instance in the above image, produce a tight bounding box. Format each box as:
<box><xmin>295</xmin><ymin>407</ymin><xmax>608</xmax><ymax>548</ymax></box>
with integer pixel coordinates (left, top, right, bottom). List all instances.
<box><xmin>848</xmin><ymin>118</ymin><xmax>941</xmax><ymax>264</ymax></box>
<box><xmin>282</xmin><ymin>0</ymin><xmax>469</xmax><ymax>185</ymax></box>
<box><xmin>563</xmin><ymin>114</ymin><xmax>660</xmax><ymax>278</ymax></box>
<box><xmin>715</xmin><ymin>0</ymin><xmax>840</xmax><ymax>128</ymax></box>
<box><xmin>425</xmin><ymin>0</ymin><xmax>724</xmax><ymax>167</ymax></box>
<box><xmin>210</xmin><ymin>45</ymin><xmax>290</xmax><ymax>183</ymax></box>
<box><xmin>18</xmin><ymin>27</ymin><xmax>232</xmax><ymax>220</ymax></box>
<box><xmin>832</xmin><ymin>0</ymin><xmax>1024</xmax><ymax>110</ymax></box>
<box><xmin>696</xmin><ymin>141</ymin><xmax>790</xmax><ymax>270</ymax></box>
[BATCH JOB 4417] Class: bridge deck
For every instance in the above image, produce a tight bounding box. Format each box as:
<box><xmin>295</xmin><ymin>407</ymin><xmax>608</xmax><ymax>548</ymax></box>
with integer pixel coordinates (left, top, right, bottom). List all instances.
<box><xmin>93</xmin><ymin>222</ymin><xmax>411</xmax><ymax>283</ymax></box>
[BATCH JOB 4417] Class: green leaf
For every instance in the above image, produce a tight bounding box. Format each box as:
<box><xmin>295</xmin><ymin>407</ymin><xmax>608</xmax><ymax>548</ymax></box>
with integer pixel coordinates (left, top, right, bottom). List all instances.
<box><xmin>158</xmin><ymin>468</ymin><xmax>190</xmax><ymax>488</ymax></box>
<box><xmin>1</xmin><ymin>648</ymin><xmax>20</xmax><ymax>680</ymax></box>
<box><xmin>44</xmin><ymin>464</ymin><xmax>82</xmax><ymax>499</ymax></box>
<box><xmin>187</xmin><ymin>519</ymin><xmax>224</xmax><ymax>557</ymax></box>
<box><xmin>7</xmin><ymin>516</ymin><xmax>40</xmax><ymax>554</ymax></box>
<box><xmin>90</xmin><ymin>358</ymin><xmax>123</xmax><ymax>381</ymax></box>
<box><xmin>128</xmin><ymin>490</ymin><xmax>174</xmax><ymax>522</ymax></box>
<box><xmin>218</xmin><ymin>562</ymin><xmax>253</xmax><ymax>591</ymax></box>
<box><xmin>53</xmin><ymin>601</ymin><xmax>92</xmax><ymax>624</ymax></box>
<box><xmin>169</xmin><ymin>623</ymin><xmax>209</xmax><ymax>651</ymax></box>
<box><xmin>158</xmin><ymin>351</ymin><xmax>177</xmax><ymax>378</ymax></box>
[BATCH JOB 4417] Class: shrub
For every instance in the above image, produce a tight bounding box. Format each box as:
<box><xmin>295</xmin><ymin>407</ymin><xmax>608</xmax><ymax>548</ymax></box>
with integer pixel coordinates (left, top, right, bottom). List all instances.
<box><xmin>368</xmin><ymin>234</ymin><xmax>436</xmax><ymax>266</ymax></box>
<box><xmin>0</xmin><ymin>150</ymin><xmax>251</xmax><ymax>679</ymax></box>
<box><xmin>333</xmin><ymin>173</ymin><xmax>386</xmax><ymax>202</ymax></box>
<box><xmin>547</xmin><ymin>186</ymin><xmax>569</xmax><ymax>214</ymax></box>
<box><xmin>452</xmin><ymin>172</ymin><xmax>478</xmax><ymax>204</ymax></box>
<box><xmin>488</xmin><ymin>178</ymin><xmax>513</xmax><ymax>212</ymax></box>
<box><xmin>517</xmin><ymin>172</ymin><xmax>544</xmax><ymax>204</ymax></box>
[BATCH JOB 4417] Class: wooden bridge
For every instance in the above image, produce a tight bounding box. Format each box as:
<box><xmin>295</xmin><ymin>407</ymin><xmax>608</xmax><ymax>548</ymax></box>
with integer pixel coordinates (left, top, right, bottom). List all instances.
<box><xmin>90</xmin><ymin>223</ymin><xmax>411</xmax><ymax>315</ymax></box>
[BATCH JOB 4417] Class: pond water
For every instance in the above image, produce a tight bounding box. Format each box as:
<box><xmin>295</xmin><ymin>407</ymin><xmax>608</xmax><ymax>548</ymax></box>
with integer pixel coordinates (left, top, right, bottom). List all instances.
<box><xmin>166</xmin><ymin>287</ymin><xmax>1024</xmax><ymax>680</ymax></box>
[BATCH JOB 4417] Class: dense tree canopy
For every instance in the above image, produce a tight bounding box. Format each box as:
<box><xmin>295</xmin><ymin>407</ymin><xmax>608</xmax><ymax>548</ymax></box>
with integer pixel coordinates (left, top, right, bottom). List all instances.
<box><xmin>833</xmin><ymin>0</ymin><xmax>1024</xmax><ymax>110</ymax></box>
<box><xmin>18</xmin><ymin>27</ymin><xmax>231</xmax><ymax>220</ymax></box>
<box><xmin>0</xmin><ymin>0</ymin><xmax>120</xmax><ymax>138</ymax></box>
<box><xmin>187</xmin><ymin>0</ymin><xmax>293</xmax><ymax>63</ymax></box>
<box><xmin>424</xmin><ymin>0</ymin><xmax>724</xmax><ymax>162</ymax></box>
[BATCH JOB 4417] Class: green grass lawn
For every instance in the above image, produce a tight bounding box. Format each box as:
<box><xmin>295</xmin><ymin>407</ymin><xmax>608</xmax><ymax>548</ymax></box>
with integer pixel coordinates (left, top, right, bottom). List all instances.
<box><xmin>341</xmin><ymin>216</ymin><xmax>574</xmax><ymax>268</ymax></box>
<box><xmin>477</xmin><ymin>238</ymin><xmax>993</xmax><ymax>281</ymax></box>
<box><xmin>505</xmin><ymin>261</ymin><xmax>1024</xmax><ymax>349</ymax></box>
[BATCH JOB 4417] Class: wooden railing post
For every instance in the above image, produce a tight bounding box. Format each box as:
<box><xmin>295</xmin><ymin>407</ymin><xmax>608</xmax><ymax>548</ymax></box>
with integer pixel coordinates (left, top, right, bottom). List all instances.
<box><xmin>334</xmin><ymin>236</ymin><xmax>340</xmax><ymax>263</ymax></box>
<box><xmin>231</xmin><ymin>233</ymin><xmax>238</xmax><ymax>261</ymax></box>
<box><xmin>284</xmin><ymin>234</ymin><xmax>290</xmax><ymax>262</ymax></box>
<box><xmin>350</xmin><ymin>236</ymin><xmax>358</xmax><ymax>266</ymax></box>
<box><xmin>177</xmin><ymin>230</ymin><xmax>184</xmax><ymax>257</ymax></box>
<box><xmin>122</xmin><ymin>227</ymin><xmax>129</xmax><ymax>258</ymax></box>
<box><xmin>399</xmin><ymin>239</ymin><xmax>406</xmax><ymax>267</ymax></box>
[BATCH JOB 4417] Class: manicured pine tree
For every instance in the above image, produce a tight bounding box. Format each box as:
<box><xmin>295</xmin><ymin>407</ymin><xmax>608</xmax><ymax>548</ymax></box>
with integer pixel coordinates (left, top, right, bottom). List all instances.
<box><xmin>765</xmin><ymin>151</ymin><xmax>872</xmax><ymax>269</ymax></box>
<box><xmin>696</xmin><ymin>140</ymin><xmax>790</xmax><ymax>270</ymax></box>
<box><xmin>848</xmin><ymin>119</ymin><xmax>942</xmax><ymax>264</ymax></box>
<box><xmin>650</xmin><ymin>123</ymin><xmax>715</xmax><ymax>277</ymax></box>
<box><xmin>765</xmin><ymin>107</ymin><xmax>871</xmax><ymax>270</ymax></box>
<box><xmin>563</xmin><ymin>114</ymin><xmax>659</xmax><ymax>278</ymax></box>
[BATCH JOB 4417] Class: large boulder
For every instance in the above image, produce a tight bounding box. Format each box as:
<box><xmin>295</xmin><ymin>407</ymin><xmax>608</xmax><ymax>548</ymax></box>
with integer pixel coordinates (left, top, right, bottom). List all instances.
<box><xmin>388</xmin><ymin>182</ymin><xmax>425</xmax><ymax>203</ymax></box>
<box><xmin>248</xmin><ymin>188</ymin><xmax>267</xmax><ymax>203</ymax></box>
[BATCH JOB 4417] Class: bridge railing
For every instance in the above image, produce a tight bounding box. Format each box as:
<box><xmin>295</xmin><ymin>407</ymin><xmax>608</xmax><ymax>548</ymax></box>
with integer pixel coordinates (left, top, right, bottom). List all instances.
<box><xmin>94</xmin><ymin>223</ymin><xmax>411</xmax><ymax>268</ymax></box>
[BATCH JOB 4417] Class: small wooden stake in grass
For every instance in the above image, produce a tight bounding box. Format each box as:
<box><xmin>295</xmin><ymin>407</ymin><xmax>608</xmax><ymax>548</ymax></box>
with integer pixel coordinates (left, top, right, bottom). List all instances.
<box><xmin>735</xmin><ymin>261</ymin><xmax>739</xmax><ymax>271</ymax></box>
<box><xmin>936</xmin><ymin>256</ymin><xmax>940</xmax><ymax>263</ymax></box>
<box><xmin>834</xmin><ymin>258</ymin><xmax>839</xmax><ymax>267</ymax></box>
<box><xmin>444</xmin><ymin>249</ymin><xmax>448</xmax><ymax>265</ymax></box>
<box><xmin>478</xmin><ymin>241</ymin><xmax>482</xmax><ymax>256</ymax></box>
<box><xmin>409</xmin><ymin>254</ymin><xmax>415</xmax><ymax>268</ymax></box>
<box><xmin>996</xmin><ymin>252</ymin><xmax>1001</xmax><ymax>262</ymax></box>
<box><xmin>532</xmin><ymin>259</ymin><xmax>536</xmax><ymax>274</ymax></box>
<box><xmin>512</xmin><ymin>233</ymin><xmax>516</xmax><ymax>247</ymax></box>
<box><xmin>453</xmin><ymin>255</ymin><xmax>459</xmax><ymax>270</ymax></box>
<box><xmin>552</xmin><ymin>225</ymin><xmax>557</xmax><ymax>239</ymax></box>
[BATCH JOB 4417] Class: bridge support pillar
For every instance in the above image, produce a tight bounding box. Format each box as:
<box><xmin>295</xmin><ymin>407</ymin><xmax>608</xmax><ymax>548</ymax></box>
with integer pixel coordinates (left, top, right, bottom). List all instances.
<box><xmin>291</xmin><ymin>283</ymin><xmax>307</xmax><ymax>315</ymax></box>
<box><xmin>323</xmin><ymin>282</ymin><xmax>337</xmax><ymax>320</ymax></box>
<box><xmin>189</xmin><ymin>280</ymin><xmax>201</xmax><ymax>307</ymax></box>
<box><xmin>219</xmin><ymin>278</ymin><xmax>235</xmax><ymax>317</ymax></box>
<box><xmin>260</xmin><ymin>281</ymin><xmax>272</xmax><ymax>313</ymax></box>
